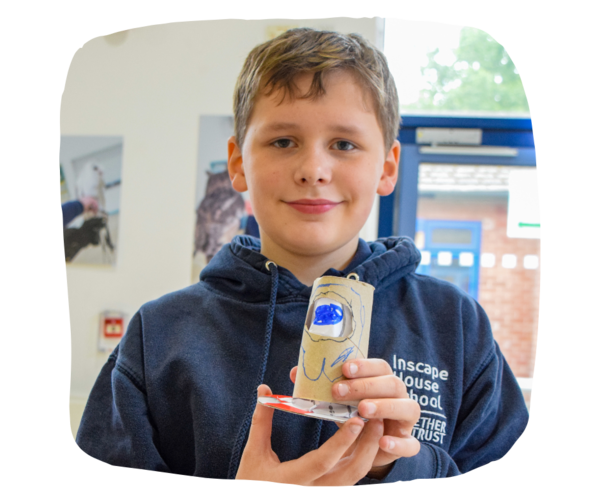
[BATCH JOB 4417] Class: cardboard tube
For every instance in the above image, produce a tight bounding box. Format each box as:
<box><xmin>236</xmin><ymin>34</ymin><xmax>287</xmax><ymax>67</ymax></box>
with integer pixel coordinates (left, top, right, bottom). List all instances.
<box><xmin>293</xmin><ymin>275</ymin><xmax>374</xmax><ymax>406</ymax></box>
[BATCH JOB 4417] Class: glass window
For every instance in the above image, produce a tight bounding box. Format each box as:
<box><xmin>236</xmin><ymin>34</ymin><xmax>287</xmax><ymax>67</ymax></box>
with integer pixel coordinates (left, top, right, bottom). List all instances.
<box><xmin>384</xmin><ymin>19</ymin><xmax>530</xmax><ymax>117</ymax></box>
<box><xmin>431</xmin><ymin>228</ymin><xmax>472</xmax><ymax>244</ymax></box>
<box><xmin>382</xmin><ymin>19</ymin><xmax>537</xmax><ymax>406</ymax></box>
<box><xmin>415</xmin><ymin>163</ymin><xmax>540</xmax><ymax>391</ymax></box>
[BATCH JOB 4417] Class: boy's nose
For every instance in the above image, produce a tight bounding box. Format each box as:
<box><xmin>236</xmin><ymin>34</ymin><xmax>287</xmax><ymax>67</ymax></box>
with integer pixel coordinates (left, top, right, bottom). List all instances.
<box><xmin>294</xmin><ymin>148</ymin><xmax>332</xmax><ymax>186</ymax></box>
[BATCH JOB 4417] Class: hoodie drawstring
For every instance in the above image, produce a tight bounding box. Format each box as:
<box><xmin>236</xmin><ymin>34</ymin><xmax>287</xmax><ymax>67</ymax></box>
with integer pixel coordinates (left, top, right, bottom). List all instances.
<box><xmin>311</xmin><ymin>418</ymin><xmax>323</xmax><ymax>451</ymax></box>
<box><xmin>227</xmin><ymin>261</ymin><xmax>279</xmax><ymax>479</ymax></box>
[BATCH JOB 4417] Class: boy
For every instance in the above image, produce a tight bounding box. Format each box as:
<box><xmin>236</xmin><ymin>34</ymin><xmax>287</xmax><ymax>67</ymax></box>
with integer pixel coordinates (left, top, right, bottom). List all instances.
<box><xmin>76</xmin><ymin>28</ymin><xmax>528</xmax><ymax>485</ymax></box>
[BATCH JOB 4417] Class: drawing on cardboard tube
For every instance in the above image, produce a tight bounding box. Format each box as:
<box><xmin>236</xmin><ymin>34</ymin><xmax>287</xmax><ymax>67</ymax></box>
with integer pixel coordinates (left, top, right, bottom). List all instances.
<box><xmin>294</xmin><ymin>275</ymin><xmax>374</xmax><ymax>406</ymax></box>
<box><xmin>259</xmin><ymin>275</ymin><xmax>374</xmax><ymax>422</ymax></box>
<box><xmin>331</xmin><ymin>347</ymin><xmax>354</xmax><ymax>367</ymax></box>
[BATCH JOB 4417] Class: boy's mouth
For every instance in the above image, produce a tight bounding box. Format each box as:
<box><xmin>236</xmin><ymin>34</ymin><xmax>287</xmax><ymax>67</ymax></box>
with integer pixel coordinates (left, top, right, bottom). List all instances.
<box><xmin>285</xmin><ymin>199</ymin><xmax>341</xmax><ymax>214</ymax></box>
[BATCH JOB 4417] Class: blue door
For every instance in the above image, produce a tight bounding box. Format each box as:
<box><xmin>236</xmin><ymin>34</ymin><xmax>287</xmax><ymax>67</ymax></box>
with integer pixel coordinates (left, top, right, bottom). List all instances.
<box><xmin>415</xmin><ymin>219</ymin><xmax>481</xmax><ymax>300</ymax></box>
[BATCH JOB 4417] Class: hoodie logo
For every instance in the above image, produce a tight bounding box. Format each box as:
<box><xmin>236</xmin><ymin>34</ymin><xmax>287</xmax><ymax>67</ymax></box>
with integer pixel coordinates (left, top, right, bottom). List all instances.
<box><xmin>392</xmin><ymin>353</ymin><xmax>450</xmax><ymax>446</ymax></box>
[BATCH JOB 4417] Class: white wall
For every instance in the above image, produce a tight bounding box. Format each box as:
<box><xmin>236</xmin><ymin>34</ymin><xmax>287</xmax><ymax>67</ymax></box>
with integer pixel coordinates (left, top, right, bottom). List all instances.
<box><xmin>64</xmin><ymin>17</ymin><xmax>383</xmax><ymax>437</ymax></box>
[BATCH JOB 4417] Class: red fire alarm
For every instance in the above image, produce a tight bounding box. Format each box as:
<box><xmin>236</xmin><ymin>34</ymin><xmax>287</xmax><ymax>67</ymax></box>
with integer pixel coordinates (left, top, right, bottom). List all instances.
<box><xmin>103</xmin><ymin>316</ymin><xmax>123</xmax><ymax>338</ymax></box>
<box><xmin>99</xmin><ymin>311</ymin><xmax>127</xmax><ymax>352</ymax></box>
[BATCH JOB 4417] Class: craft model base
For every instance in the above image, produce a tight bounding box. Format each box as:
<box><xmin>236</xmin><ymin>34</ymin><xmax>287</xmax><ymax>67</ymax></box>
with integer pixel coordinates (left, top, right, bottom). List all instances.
<box><xmin>258</xmin><ymin>394</ymin><xmax>367</xmax><ymax>423</ymax></box>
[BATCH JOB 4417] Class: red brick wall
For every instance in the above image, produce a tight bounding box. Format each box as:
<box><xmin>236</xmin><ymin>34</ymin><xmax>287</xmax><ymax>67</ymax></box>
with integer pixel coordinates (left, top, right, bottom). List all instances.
<box><xmin>418</xmin><ymin>194</ymin><xmax>539</xmax><ymax>378</ymax></box>
<box><xmin>529</xmin><ymin>239</ymin><xmax>542</xmax><ymax>377</ymax></box>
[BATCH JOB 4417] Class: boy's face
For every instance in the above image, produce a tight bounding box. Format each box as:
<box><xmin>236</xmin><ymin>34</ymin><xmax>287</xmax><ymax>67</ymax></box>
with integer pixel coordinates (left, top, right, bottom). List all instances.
<box><xmin>228</xmin><ymin>70</ymin><xmax>399</xmax><ymax>261</ymax></box>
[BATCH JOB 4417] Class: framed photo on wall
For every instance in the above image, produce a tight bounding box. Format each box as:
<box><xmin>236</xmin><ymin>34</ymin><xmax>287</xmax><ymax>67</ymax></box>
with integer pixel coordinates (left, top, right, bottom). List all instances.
<box><xmin>191</xmin><ymin>116</ymin><xmax>253</xmax><ymax>282</ymax></box>
<box><xmin>60</xmin><ymin>135</ymin><xmax>123</xmax><ymax>266</ymax></box>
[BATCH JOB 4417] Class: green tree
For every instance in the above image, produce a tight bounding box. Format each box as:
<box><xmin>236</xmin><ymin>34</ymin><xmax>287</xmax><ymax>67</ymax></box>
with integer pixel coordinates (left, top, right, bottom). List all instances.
<box><xmin>407</xmin><ymin>27</ymin><xmax>529</xmax><ymax>113</ymax></box>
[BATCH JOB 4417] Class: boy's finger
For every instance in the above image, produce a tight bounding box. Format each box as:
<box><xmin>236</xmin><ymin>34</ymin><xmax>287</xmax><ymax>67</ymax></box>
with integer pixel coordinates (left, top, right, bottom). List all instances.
<box><xmin>332</xmin><ymin>375</ymin><xmax>407</xmax><ymax>402</ymax></box>
<box><xmin>245</xmin><ymin>384</ymin><xmax>274</xmax><ymax>452</ymax></box>
<box><xmin>345</xmin><ymin>418</ymin><xmax>384</xmax><ymax>465</ymax></box>
<box><xmin>318</xmin><ymin>419</ymin><xmax>384</xmax><ymax>485</ymax></box>
<box><xmin>342</xmin><ymin>359</ymin><xmax>393</xmax><ymax>379</ymax></box>
<box><xmin>289</xmin><ymin>366</ymin><xmax>298</xmax><ymax>384</ymax></box>
<box><xmin>379</xmin><ymin>435</ymin><xmax>421</xmax><ymax>459</ymax></box>
<box><xmin>283</xmin><ymin>418</ymin><xmax>365</xmax><ymax>483</ymax></box>
<box><xmin>357</xmin><ymin>397</ymin><xmax>421</xmax><ymax>424</ymax></box>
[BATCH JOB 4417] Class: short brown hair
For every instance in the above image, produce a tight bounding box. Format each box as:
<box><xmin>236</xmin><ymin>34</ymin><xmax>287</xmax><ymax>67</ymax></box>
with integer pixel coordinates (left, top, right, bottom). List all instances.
<box><xmin>233</xmin><ymin>28</ymin><xmax>400</xmax><ymax>151</ymax></box>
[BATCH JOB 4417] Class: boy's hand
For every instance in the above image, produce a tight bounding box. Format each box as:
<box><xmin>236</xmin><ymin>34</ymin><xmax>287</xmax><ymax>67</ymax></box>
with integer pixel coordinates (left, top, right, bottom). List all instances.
<box><xmin>291</xmin><ymin>359</ymin><xmax>421</xmax><ymax>479</ymax></box>
<box><xmin>236</xmin><ymin>384</ymin><xmax>384</xmax><ymax>485</ymax></box>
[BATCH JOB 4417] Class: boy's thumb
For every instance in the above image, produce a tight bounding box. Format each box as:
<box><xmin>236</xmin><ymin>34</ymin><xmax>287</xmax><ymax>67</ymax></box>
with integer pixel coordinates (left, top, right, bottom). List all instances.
<box><xmin>246</xmin><ymin>384</ymin><xmax>274</xmax><ymax>451</ymax></box>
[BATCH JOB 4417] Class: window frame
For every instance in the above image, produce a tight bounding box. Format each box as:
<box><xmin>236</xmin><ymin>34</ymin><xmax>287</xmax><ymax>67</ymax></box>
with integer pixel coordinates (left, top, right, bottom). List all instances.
<box><xmin>378</xmin><ymin>116</ymin><xmax>537</xmax><ymax>239</ymax></box>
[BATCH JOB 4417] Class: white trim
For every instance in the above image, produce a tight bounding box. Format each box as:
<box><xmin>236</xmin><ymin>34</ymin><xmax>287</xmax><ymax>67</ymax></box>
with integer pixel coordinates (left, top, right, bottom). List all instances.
<box><xmin>419</xmin><ymin>146</ymin><xmax>519</xmax><ymax>157</ymax></box>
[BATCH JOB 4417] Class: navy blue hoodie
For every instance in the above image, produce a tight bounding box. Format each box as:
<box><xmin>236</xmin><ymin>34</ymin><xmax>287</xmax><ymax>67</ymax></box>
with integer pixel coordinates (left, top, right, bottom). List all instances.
<box><xmin>76</xmin><ymin>235</ymin><xmax>528</xmax><ymax>483</ymax></box>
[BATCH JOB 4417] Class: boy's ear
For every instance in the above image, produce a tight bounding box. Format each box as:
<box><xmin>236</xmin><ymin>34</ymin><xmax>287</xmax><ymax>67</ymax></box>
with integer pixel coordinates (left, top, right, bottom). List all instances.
<box><xmin>227</xmin><ymin>136</ymin><xmax>248</xmax><ymax>193</ymax></box>
<box><xmin>376</xmin><ymin>139</ymin><xmax>400</xmax><ymax>197</ymax></box>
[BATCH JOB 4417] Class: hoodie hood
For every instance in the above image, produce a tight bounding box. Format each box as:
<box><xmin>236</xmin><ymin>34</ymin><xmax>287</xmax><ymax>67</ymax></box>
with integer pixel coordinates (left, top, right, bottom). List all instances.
<box><xmin>200</xmin><ymin>235</ymin><xmax>422</xmax><ymax>302</ymax></box>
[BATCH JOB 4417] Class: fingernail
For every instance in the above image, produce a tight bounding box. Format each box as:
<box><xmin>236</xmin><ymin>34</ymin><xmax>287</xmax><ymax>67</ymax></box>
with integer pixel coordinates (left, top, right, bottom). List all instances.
<box><xmin>364</xmin><ymin>402</ymin><xmax>377</xmax><ymax>415</ymax></box>
<box><xmin>349</xmin><ymin>363</ymin><xmax>358</xmax><ymax>376</ymax></box>
<box><xmin>336</xmin><ymin>383</ymin><xmax>349</xmax><ymax>397</ymax></box>
<box><xmin>387</xmin><ymin>440</ymin><xmax>396</xmax><ymax>450</ymax></box>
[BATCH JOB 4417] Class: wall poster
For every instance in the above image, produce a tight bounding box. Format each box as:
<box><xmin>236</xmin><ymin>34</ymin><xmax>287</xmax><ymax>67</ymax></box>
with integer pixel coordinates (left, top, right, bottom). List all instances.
<box><xmin>192</xmin><ymin>116</ymin><xmax>255</xmax><ymax>282</ymax></box>
<box><xmin>60</xmin><ymin>136</ymin><xmax>123</xmax><ymax>266</ymax></box>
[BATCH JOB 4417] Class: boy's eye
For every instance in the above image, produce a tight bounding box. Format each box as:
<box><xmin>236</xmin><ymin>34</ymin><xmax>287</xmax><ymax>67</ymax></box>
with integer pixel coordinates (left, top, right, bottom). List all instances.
<box><xmin>272</xmin><ymin>138</ymin><xmax>296</xmax><ymax>149</ymax></box>
<box><xmin>332</xmin><ymin>141</ymin><xmax>356</xmax><ymax>151</ymax></box>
